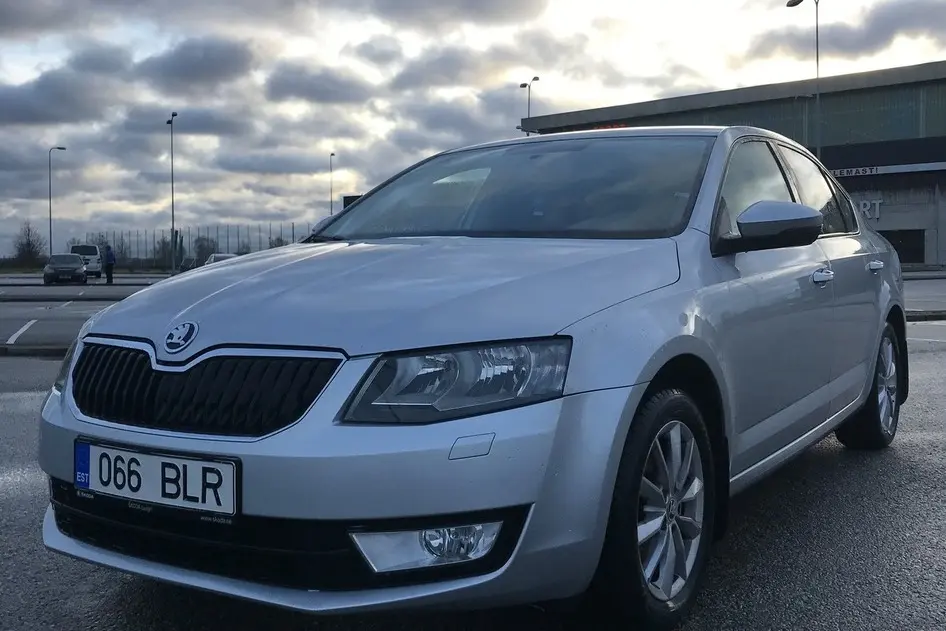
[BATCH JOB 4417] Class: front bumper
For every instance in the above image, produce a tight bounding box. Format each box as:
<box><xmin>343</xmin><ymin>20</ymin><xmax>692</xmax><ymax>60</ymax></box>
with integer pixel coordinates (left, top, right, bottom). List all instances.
<box><xmin>44</xmin><ymin>272</ymin><xmax>86</xmax><ymax>283</ymax></box>
<box><xmin>38</xmin><ymin>361</ymin><xmax>644</xmax><ymax>614</ymax></box>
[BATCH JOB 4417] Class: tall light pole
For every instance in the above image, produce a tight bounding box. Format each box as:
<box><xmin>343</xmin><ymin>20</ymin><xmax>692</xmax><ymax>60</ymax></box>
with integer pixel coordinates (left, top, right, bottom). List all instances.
<box><xmin>518</xmin><ymin>76</ymin><xmax>540</xmax><ymax>136</ymax></box>
<box><xmin>787</xmin><ymin>0</ymin><xmax>821</xmax><ymax>159</ymax></box>
<box><xmin>166</xmin><ymin>111</ymin><xmax>178</xmax><ymax>271</ymax></box>
<box><xmin>329</xmin><ymin>152</ymin><xmax>335</xmax><ymax>215</ymax></box>
<box><xmin>48</xmin><ymin>146</ymin><xmax>66</xmax><ymax>255</ymax></box>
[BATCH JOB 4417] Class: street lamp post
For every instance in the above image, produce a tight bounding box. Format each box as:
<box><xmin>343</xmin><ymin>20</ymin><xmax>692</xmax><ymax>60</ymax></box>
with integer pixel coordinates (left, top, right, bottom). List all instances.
<box><xmin>329</xmin><ymin>152</ymin><xmax>335</xmax><ymax>215</ymax></box>
<box><xmin>518</xmin><ymin>76</ymin><xmax>540</xmax><ymax>136</ymax></box>
<box><xmin>48</xmin><ymin>146</ymin><xmax>66</xmax><ymax>255</ymax></box>
<box><xmin>787</xmin><ymin>0</ymin><xmax>821</xmax><ymax>159</ymax></box>
<box><xmin>166</xmin><ymin>111</ymin><xmax>178</xmax><ymax>271</ymax></box>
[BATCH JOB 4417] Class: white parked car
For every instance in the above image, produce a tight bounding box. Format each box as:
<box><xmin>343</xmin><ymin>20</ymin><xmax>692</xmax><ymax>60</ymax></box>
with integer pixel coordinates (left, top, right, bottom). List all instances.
<box><xmin>40</xmin><ymin>126</ymin><xmax>907</xmax><ymax>629</ymax></box>
<box><xmin>69</xmin><ymin>244</ymin><xmax>103</xmax><ymax>278</ymax></box>
<box><xmin>203</xmin><ymin>253</ymin><xmax>238</xmax><ymax>266</ymax></box>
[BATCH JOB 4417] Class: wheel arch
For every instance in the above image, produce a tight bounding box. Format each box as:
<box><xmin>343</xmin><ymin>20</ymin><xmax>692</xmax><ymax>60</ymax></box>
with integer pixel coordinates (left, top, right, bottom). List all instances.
<box><xmin>640</xmin><ymin>353</ymin><xmax>730</xmax><ymax>541</ymax></box>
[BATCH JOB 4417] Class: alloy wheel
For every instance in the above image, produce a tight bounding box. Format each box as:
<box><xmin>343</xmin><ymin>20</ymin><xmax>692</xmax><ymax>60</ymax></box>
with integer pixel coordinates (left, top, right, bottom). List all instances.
<box><xmin>877</xmin><ymin>336</ymin><xmax>898</xmax><ymax>434</ymax></box>
<box><xmin>637</xmin><ymin>420</ymin><xmax>705</xmax><ymax>602</ymax></box>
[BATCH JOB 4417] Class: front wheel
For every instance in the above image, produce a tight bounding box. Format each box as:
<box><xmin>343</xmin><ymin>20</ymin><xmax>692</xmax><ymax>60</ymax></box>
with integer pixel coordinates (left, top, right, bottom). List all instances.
<box><xmin>835</xmin><ymin>322</ymin><xmax>901</xmax><ymax>450</ymax></box>
<box><xmin>590</xmin><ymin>388</ymin><xmax>716</xmax><ymax>630</ymax></box>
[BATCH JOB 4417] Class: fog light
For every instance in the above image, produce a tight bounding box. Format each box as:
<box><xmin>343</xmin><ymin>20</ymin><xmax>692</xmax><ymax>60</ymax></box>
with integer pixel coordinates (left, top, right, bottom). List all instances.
<box><xmin>350</xmin><ymin>522</ymin><xmax>502</xmax><ymax>573</ymax></box>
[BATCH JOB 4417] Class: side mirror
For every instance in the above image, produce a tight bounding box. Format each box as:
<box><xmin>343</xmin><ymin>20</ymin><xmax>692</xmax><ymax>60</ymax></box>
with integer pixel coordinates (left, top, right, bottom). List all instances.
<box><xmin>715</xmin><ymin>201</ymin><xmax>823</xmax><ymax>256</ymax></box>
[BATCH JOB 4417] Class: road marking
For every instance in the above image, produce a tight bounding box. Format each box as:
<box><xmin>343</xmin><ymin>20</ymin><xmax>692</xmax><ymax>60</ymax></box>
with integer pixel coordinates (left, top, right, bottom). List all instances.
<box><xmin>5</xmin><ymin>319</ymin><xmax>38</xmax><ymax>344</ymax></box>
<box><xmin>78</xmin><ymin>291</ymin><xmax>85</xmax><ymax>296</ymax></box>
<box><xmin>60</xmin><ymin>301</ymin><xmax>73</xmax><ymax>308</ymax></box>
<box><xmin>908</xmin><ymin>337</ymin><xmax>946</xmax><ymax>343</ymax></box>
<box><xmin>910</xmin><ymin>320</ymin><xmax>946</xmax><ymax>326</ymax></box>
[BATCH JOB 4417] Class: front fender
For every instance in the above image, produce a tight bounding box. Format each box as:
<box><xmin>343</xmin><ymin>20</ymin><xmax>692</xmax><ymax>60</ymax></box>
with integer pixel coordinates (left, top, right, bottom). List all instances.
<box><xmin>559</xmin><ymin>280</ymin><xmax>734</xmax><ymax>441</ymax></box>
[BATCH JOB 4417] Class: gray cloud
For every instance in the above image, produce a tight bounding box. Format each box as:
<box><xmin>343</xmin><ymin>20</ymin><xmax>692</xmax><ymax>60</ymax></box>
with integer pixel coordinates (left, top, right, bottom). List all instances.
<box><xmin>0</xmin><ymin>0</ymin><xmax>322</xmax><ymax>40</ymax></box>
<box><xmin>0</xmin><ymin>0</ymin><xmax>547</xmax><ymax>41</ymax></box>
<box><xmin>391</xmin><ymin>29</ymin><xmax>625</xmax><ymax>91</ymax></box>
<box><xmin>319</xmin><ymin>0</ymin><xmax>549</xmax><ymax>31</ymax></box>
<box><xmin>0</xmin><ymin>65</ymin><xmax>127</xmax><ymax>125</ymax></box>
<box><xmin>135</xmin><ymin>36</ymin><xmax>258</xmax><ymax>96</ymax></box>
<box><xmin>216</xmin><ymin>150</ymin><xmax>331</xmax><ymax>175</ymax></box>
<box><xmin>120</xmin><ymin>105</ymin><xmax>254</xmax><ymax>138</ymax></box>
<box><xmin>746</xmin><ymin>0</ymin><xmax>946</xmax><ymax>60</ymax></box>
<box><xmin>0</xmin><ymin>1</ymin><xmax>91</xmax><ymax>38</ymax></box>
<box><xmin>265</xmin><ymin>62</ymin><xmax>376</xmax><ymax>104</ymax></box>
<box><xmin>349</xmin><ymin>35</ymin><xmax>404</xmax><ymax>66</ymax></box>
<box><xmin>67</xmin><ymin>42</ymin><xmax>135</xmax><ymax>75</ymax></box>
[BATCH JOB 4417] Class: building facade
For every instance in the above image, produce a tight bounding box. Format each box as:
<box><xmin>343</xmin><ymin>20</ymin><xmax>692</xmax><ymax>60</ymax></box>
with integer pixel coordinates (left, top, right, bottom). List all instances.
<box><xmin>522</xmin><ymin>60</ymin><xmax>946</xmax><ymax>265</ymax></box>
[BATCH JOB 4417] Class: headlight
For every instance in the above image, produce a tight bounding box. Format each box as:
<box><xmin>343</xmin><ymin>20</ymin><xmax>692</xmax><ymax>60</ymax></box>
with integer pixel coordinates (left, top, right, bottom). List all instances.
<box><xmin>53</xmin><ymin>338</ymin><xmax>79</xmax><ymax>392</ymax></box>
<box><xmin>344</xmin><ymin>338</ymin><xmax>571</xmax><ymax>424</ymax></box>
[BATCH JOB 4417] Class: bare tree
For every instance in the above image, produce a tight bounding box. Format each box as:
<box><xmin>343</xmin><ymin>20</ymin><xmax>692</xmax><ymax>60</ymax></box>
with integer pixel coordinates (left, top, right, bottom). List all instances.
<box><xmin>193</xmin><ymin>236</ymin><xmax>218</xmax><ymax>264</ymax></box>
<box><xmin>13</xmin><ymin>220</ymin><xmax>48</xmax><ymax>264</ymax></box>
<box><xmin>113</xmin><ymin>235</ymin><xmax>130</xmax><ymax>261</ymax></box>
<box><xmin>269</xmin><ymin>236</ymin><xmax>288</xmax><ymax>248</ymax></box>
<box><xmin>66</xmin><ymin>237</ymin><xmax>81</xmax><ymax>250</ymax></box>
<box><xmin>236</xmin><ymin>240</ymin><xmax>252</xmax><ymax>255</ymax></box>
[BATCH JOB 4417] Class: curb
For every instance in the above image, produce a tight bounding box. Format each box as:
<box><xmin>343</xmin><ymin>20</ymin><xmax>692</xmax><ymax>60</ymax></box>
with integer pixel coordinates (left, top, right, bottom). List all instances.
<box><xmin>0</xmin><ymin>283</ymin><xmax>153</xmax><ymax>288</ymax></box>
<box><xmin>906</xmin><ymin>310</ymin><xmax>946</xmax><ymax>322</ymax></box>
<box><xmin>0</xmin><ymin>345</ymin><xmax>69</xmax><ymax>358</ymax></box>
<box><xmin>0</xmin><ymin>295</ymin><xmax>138</xmax><ymax>303</ymax></box>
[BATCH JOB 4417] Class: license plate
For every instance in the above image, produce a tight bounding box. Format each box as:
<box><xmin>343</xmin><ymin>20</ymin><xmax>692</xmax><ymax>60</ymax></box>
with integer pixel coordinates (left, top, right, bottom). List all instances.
<box><xmin>59</xmin><ymin>274</ymin><xmax>70</xmax><ymax>279</ymax></box>
<box><xmin>74</xmin><ymin>442</ymin><xmax>236</xmax><ymax>515</ymax></box>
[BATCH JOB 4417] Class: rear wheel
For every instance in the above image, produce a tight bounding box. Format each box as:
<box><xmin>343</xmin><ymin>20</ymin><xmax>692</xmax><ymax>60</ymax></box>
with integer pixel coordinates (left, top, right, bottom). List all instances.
<box><xmin>590</xmin><ymin>388</ymin><xmax>716</xmax><ymax>630</ymax></box>
<box><xmin>835</xmin><ymin>322</ymin><xmax>901</xmax><ymax>450</ymax></box>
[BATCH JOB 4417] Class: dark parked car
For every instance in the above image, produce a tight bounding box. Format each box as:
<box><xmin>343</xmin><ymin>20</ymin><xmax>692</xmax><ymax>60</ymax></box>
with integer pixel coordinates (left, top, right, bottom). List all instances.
<box><xmin>43</xmin><ymin>254</ymin><xmax>88</xmax><ymax>285</ymax></box>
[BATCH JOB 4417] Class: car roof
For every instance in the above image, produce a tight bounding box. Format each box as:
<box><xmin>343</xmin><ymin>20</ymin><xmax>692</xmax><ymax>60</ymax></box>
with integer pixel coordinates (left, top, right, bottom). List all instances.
<box><xmin>442</xmin><ymin>125</ymin><xmax>800</xmax><ymax>155</ymax></box>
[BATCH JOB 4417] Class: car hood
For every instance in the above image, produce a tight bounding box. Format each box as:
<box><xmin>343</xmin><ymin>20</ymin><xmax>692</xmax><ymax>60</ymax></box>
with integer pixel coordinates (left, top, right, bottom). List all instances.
<box><xmin>88</xmin><ymin>237</ymin><xmax>680</xmax><ymax>359</ymax></box>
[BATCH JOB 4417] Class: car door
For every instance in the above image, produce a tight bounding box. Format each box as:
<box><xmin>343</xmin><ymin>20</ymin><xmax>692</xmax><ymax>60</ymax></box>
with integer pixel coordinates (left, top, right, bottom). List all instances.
<box><xmin>712</xmin><ymin>138</ymin><xmax>837</xmax><ymax>476</ymax></box>
<box><xmin>777</xmin><ymin>145</ymin><xmax>880</xmax><ymax>417</ymax></box>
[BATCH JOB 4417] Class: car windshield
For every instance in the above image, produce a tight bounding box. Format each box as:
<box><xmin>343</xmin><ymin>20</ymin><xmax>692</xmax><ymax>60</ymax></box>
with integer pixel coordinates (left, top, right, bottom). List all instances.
<box><xmin>49</xmin><ymin>254</ymin><xmax>81</xmax><ymax>265</ymax></box>
<box><xmin>71</xmin><ymin>245</ymin><xmax>98</xmax><ymax>256</ymax></box>
<box><xmin>318</xmin><ymin>135</ymin><xmax>715</xmax><ymax>241</ymax></box>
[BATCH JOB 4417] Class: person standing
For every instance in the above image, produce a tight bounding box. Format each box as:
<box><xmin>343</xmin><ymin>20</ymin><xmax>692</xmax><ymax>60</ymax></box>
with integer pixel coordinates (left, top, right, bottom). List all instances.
<box><xmin>104</xmin><ymin>244</ymin><xmax>116</xmax><ymax>284</ymax></box>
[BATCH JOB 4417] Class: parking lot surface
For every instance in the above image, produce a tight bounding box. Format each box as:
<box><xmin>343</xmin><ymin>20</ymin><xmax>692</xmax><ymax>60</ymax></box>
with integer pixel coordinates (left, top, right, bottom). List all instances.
<box><xmin>2</xmin><ymin>278</ymin><xmax>945</xmax><ymax>353</ymax></box>
<box><xmin>3</xmin><ymin>342</ymin><xmax>946</xmax><ymax>631</ymax></box>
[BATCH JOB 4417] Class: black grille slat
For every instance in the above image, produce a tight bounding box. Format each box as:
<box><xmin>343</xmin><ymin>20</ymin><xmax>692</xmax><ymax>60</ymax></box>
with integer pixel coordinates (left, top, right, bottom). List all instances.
<box><xmin>70</xmin><ymin>343</ymin><xmax>340</xmax><ymax>437</ymax></box>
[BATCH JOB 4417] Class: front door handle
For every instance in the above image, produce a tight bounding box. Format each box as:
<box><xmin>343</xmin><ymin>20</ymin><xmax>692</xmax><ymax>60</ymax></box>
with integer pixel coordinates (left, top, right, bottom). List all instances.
<box><xmin>868</xmin><ymin>260</ymin><xmax>885</xmax><ymax>272</ymax></box>
<box><xmin>812</xmin><ymin>268</ymin><xmax>835</xmax><ymax>284</ymax></box>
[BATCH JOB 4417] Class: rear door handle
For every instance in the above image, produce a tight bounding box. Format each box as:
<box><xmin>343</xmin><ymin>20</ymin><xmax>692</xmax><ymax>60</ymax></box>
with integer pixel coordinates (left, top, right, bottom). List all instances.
<box><xmin>812</xmin><ymin>268</ymin><xmax>835</xmax><ymax>284</ymax></box>
<box><xmin>868</xmin><ymin>260</ymin><xmax>884</xmax><ymax>272</ymax></box>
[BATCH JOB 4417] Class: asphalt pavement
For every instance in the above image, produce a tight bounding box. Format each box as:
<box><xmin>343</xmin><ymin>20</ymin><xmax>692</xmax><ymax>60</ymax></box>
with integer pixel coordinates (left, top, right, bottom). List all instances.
<box><xmin>2</xmin><ymin>277</ymin><xmax>946</xmax><ymax>356</ymax></box>
<box><xmin>3</xmin><ymin>341</ymin><xmax>946</xmax><ymax>631</ymax></box>
<box><xmin>0</xmin><ymin>273</ymin><xmax>166</xmax><ymax>287</ymax></box>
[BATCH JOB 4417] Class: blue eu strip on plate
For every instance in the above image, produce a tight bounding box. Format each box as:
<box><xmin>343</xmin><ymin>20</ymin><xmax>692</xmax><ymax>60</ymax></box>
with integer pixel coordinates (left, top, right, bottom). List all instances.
<box><xmin>74</xmin><ymin>441</ymin><xmax>90</xmax><ymax>488</ymax></box>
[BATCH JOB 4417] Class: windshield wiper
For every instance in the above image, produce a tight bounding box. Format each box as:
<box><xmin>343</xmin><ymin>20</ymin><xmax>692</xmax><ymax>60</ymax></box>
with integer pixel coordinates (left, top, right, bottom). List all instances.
<box><xmin>302</xmin><ymin>234</ymin><xmax>348</xmax><ymax>243</ymax></box>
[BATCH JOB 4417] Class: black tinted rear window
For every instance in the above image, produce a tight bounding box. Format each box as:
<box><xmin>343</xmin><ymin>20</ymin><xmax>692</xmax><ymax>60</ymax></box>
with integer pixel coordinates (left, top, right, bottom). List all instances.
<box><xmin>71</xmin><ymin>245</ymin><xmax>98</xmax><ymax>256</ymax></box>
<box><xmin>49</xmin><ymin>254</ymin><xmax>82</xmax><ymax>265</ymax></box>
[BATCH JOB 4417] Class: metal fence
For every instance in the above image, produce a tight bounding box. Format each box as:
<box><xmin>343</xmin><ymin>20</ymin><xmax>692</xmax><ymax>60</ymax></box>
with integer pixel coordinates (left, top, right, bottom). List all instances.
<box><xmin>79</xmin><ymin>223</ymin><xmax>316</xmax><ymax>271</ymax></box>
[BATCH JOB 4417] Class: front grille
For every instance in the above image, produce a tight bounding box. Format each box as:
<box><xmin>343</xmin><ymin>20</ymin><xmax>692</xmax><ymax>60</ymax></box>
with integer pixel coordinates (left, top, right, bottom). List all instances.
<box><xmin>71</xmin><ymin>343</ymin><xmax>340</xmax><ymax>437</ymax></box>
<box><xmin>49</xmin><ymin>478</ymin><xmax>529</xmax><ymax>591</ymax></box>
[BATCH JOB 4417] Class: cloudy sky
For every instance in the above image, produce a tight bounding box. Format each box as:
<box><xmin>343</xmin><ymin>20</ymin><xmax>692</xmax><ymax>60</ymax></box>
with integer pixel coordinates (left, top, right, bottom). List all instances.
<box><xmin>0</xmin><ymin>0</ymin><xmax>943</xmax><ymax>256</ymax></box>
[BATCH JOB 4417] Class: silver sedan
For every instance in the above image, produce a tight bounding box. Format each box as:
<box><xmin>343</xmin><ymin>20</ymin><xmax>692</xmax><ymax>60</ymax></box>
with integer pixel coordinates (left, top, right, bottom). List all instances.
<box><xmin>38</xmin><ymin>125</ymin><xmax>907</xmax><ymax>630</ymax></box>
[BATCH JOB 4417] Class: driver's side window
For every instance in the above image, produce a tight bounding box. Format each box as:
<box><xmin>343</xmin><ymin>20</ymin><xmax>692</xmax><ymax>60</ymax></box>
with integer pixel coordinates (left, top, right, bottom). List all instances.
<box><xmin>715</xmin><ymin>140</ymin><xmax>795</xmax><ymax>238</ymax></box>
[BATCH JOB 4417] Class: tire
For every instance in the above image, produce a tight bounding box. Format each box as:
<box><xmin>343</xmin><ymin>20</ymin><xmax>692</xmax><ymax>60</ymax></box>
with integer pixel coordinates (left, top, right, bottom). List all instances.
<box><xmin>589</xmin><ymin>388</ymin><xmax>716</xmax><ymax>630</ymax></box>
<box><xmin>835</xmin><ymin>322</ymin><xmax>901</xmax><ymax>450</ymax></box>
